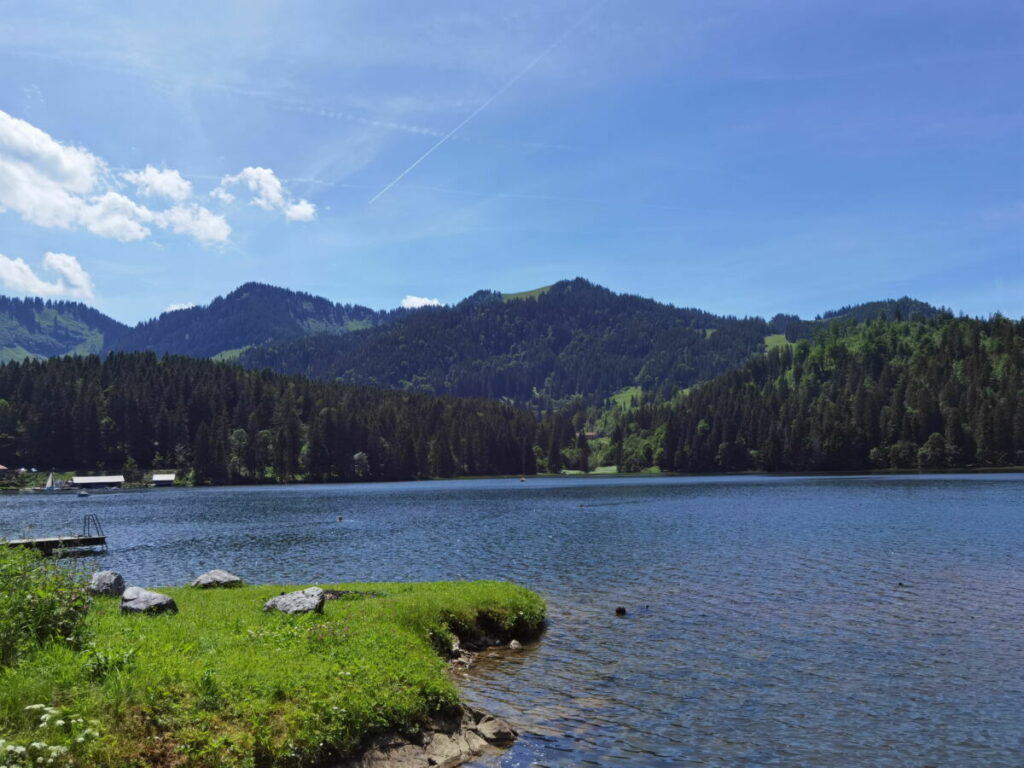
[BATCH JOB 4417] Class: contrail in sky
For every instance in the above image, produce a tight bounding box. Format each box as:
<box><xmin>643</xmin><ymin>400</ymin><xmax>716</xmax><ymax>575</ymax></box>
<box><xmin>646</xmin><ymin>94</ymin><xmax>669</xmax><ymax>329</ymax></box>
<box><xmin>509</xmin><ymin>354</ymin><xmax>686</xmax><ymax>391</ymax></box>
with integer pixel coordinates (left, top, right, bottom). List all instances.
<box><xmin>368</xmin><ymin>1</ymin><xmax>606</xmax><ymax>205</ymax></box>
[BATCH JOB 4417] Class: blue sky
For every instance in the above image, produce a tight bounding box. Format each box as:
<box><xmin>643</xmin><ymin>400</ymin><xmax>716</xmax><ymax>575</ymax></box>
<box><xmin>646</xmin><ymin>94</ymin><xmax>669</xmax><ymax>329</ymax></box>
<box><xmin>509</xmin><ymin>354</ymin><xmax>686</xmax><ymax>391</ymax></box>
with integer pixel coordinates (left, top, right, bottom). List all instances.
<box><xmin>0</xmin><ymin>0</ymin><xmax>1020</xmax><ymax>323</ymax></box>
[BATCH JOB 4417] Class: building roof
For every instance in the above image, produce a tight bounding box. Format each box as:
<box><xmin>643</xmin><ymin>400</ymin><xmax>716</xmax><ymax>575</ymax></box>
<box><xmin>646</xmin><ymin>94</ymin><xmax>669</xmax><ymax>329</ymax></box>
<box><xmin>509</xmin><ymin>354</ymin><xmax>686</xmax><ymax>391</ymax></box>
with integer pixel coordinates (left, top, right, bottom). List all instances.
<box><xmin>152</xmin><ymin>473</ymin><xmax>176</xmax><ymax>482</ymax></box>
<box><xmin>72</xmin><ymin>475</ymin><xmax>125</xmax><ymax>484</ymax></box>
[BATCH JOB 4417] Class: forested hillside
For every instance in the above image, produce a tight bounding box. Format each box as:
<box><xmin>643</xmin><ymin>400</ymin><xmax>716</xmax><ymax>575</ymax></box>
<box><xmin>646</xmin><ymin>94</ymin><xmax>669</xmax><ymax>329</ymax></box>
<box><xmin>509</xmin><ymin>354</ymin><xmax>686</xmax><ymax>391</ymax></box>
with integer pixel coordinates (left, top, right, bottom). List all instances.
<box><xmin>769</xmin><ymin>297</ymin><xmax>946</xmax><ymax>342</ymax></box>
<box><xmin>607</xmin><ymin>314</ymin><xmax>1024</xmax><ymax>473</ymax></box>
<box><xmin>240</xmin><ymin>278</ymin><xmax>777</xmax><ymax>403</ymax></box>
<box><xmin>0</xmin><ymin>280</ymin><xmax>946</xmax><ymax>409</ymax></box>
<box><xmin>106</xmin><ymin>282</ymin><xmax>393</xmax><ymax>357</ymax></box>
<box><xmin>0</xmin><ymin>296</ymin><xmax>128</xmax><ymax>361</ymax></box>
<box><xmin>1</xmin><ymin>314</ymin><xmax>1019</xmax><ymax>483</ymax></box>
<box><xmin>0</xmin><ymin>353</ymin><xmax>543</xmax><ymax>483</ymax></box>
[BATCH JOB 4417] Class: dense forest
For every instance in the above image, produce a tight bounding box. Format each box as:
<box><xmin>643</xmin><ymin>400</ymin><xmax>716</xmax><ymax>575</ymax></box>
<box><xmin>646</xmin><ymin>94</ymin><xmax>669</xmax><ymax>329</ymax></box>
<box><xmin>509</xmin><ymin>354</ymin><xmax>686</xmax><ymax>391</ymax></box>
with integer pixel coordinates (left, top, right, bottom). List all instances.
<box><xmin>2</xmin><ymin>281</ymin><xmax>1005</xmax><ymax>484</ymax></box>
<box><xmin>0</xmin><ymin>281</ymin><xmax>946</xmax><ymax>412</ymax></box>
<box><xmin>606</xmin><ymin>314</ymin><xmax>1024</xmax><ymax>473</ymax></box>
<box><xmin>0</xmin><ymin>314</ymin><xmax>1020</xmax><ymax>482</ymax></box>
<box><xmin>241</xmin><ymin>278</ymin><xmax>777</xmax><ymax>403</ymax></box>
<box><xmin>107</xmin><ymin>282</ymin><xmax>396</xmax><ymax>357</ymax></box>
<box><xmin>0</xmin><ymin>353</ymin><xmax>546</xmax><ymax>483</ymax></box>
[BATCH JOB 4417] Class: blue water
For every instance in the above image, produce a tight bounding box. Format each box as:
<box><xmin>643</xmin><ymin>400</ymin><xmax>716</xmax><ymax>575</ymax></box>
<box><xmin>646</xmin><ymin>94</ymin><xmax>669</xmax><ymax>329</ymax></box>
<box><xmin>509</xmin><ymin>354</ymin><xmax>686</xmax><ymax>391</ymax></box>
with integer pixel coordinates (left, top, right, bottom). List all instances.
<box><xmin>2</xmin><ymin>474</ymin><xmax>1022</xmax><ymax>767</ymax></box>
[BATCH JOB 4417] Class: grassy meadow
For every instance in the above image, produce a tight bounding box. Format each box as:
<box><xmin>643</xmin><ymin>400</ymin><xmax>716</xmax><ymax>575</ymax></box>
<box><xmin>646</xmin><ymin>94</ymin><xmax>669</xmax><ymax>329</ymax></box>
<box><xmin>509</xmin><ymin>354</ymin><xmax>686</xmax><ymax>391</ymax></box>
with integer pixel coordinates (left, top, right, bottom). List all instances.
<box><xmin>0</xmin><ymin>552</ymin><xmax>545</xmax><ymax>768</ymax></box>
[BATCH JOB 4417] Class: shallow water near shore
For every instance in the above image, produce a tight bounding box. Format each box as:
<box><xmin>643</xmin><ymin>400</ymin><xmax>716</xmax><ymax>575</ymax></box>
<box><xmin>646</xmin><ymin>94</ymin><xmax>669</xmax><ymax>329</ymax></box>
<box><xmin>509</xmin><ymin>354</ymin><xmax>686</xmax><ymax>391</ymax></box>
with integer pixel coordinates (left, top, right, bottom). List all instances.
<box><xmin>2</xmin><ymin>474</ymin><xmax>1023</xmax><ymax>766</ymax></box>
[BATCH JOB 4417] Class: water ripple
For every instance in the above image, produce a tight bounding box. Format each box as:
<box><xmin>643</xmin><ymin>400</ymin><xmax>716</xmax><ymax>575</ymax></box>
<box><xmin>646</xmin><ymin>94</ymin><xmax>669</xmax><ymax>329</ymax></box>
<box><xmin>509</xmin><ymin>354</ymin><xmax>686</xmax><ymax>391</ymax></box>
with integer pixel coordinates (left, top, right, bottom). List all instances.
<box><xmin>2</xmin><ymin>474</ymin><xmax>1023</xmax><ymax>766</ymax></box>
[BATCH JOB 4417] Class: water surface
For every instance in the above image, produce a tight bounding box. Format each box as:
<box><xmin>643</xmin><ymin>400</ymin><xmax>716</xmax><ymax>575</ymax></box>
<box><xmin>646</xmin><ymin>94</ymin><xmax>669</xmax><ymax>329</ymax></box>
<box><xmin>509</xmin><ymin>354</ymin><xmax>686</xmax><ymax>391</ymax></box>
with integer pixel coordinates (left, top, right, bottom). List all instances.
<box><xmin>2</xmin><ymin>474</ymin><xmax>1022</xmax><ymax>766</ymax></box>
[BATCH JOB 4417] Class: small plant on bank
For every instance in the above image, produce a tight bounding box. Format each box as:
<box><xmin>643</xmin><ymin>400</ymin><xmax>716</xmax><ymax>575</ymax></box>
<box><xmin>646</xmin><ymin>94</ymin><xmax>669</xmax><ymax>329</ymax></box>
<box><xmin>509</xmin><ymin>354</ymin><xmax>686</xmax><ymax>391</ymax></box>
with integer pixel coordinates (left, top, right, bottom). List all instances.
<box><xmin>0</xmin><ymin>547</ymin><xmax>91</xmax><ymax>669</ymax></box>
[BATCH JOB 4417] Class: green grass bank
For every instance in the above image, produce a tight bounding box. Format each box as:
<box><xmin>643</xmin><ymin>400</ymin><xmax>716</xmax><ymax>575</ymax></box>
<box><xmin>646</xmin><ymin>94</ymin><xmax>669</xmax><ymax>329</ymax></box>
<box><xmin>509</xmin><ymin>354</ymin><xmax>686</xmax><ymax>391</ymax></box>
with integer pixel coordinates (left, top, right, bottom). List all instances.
<box><xmin>0</xmin><ymin>563</ymin><xmax>545</xmax><ymax>768</ymax></box>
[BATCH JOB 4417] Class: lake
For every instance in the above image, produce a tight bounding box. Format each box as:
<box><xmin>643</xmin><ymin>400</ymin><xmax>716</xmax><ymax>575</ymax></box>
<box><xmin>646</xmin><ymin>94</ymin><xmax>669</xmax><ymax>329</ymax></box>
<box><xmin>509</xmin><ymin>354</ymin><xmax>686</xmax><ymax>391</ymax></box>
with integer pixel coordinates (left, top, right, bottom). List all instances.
<box><xmin>2</xmin><ymin>474</ymin><xmax>1022</xmax><ymax>766</ymax></box>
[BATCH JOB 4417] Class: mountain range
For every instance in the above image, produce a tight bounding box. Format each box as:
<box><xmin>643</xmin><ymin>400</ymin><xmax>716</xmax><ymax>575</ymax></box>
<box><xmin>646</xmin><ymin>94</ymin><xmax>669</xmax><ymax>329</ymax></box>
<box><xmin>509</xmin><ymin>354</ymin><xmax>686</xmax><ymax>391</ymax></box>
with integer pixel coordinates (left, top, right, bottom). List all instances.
<box><xmin>0</xmin><ymin>279</ymin><xmax>945</xmax><ymax>404</ymax></box>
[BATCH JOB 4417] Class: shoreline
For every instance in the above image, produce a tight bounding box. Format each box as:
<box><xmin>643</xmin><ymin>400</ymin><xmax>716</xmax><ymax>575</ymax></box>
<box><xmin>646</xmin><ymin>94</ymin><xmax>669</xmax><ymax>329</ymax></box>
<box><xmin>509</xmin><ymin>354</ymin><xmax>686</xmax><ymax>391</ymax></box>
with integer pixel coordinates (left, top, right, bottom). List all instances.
<box><xmin>343</xmin><ymin>643</ymin><xmax>524</xmax><ymax>768</ymax></box>
<box><xmin>4</xmin><ymin>464</ymin><xmax>1022</xmax><ymax>494</ymax></box>
<box><xmin>0</xmin><ymin>577</ymin><xmax>546</xmax><ymax>768</ymax></box>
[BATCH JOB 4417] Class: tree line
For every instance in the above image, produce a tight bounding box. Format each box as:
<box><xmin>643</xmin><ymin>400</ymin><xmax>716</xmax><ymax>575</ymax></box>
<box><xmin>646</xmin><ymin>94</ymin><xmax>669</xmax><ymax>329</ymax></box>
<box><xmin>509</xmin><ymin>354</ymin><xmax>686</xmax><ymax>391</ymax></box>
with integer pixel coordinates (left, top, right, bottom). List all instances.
<box><xmin>2</xmin><ymin>313</ymin><xmax>1018</xmax><ymax>484</ymax></box>
<box><xmin>608</xmin><ymin>314</ymin><xmax>1024</xmax><ymax>473</ymax></box>
<box><xmin>0</xmin><ymin>353</ymin><xmax>549</xmax><ymax>483</ymax></box>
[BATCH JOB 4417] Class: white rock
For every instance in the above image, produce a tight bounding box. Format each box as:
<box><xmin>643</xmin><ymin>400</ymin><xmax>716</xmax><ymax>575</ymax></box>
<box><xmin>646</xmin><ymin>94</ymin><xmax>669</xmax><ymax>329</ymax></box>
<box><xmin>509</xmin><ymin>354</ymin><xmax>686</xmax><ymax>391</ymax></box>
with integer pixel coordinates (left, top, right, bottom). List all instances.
<box><xmin>263</xmin><ymin>587</ymin><xmax>325</xmax><ymax>615</ymax></box>
<box><xmin>120</xmin><ymin>586</ymin><xmax>177</xmax><ymax>614</ymax></box>
<box><xmin>191</xmin><ymin>569</ymin><xmax>242</xmax><ymax>588</ymax></box>
<box><xmin>88</xmin><ymin>570</ymin><xmax>125</xmax><ymax>596</ymax></box>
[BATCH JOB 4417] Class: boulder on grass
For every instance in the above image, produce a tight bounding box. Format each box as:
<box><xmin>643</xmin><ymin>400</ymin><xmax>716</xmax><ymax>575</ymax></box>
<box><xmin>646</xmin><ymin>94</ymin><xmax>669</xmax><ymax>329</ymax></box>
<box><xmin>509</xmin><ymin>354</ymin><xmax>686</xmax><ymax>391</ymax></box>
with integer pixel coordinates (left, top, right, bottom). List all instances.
<box><xmin>88</xmin><ymin>570</ymin><xmax>125</xmax><ymax>596</ymax></box>
<box><xmin>121</xmin><ymin>586</ymin><xmax>177</xmax><ymax>615</ymax></box>
<box><xmin>191</xmin><ymin>569</ymin><xmax>242</xmax><ymax>589</ymax></box>
<box><xmin>263</xmin><ymin>587</ymin><xmax>325</xmax><ymax>615</ymax></box>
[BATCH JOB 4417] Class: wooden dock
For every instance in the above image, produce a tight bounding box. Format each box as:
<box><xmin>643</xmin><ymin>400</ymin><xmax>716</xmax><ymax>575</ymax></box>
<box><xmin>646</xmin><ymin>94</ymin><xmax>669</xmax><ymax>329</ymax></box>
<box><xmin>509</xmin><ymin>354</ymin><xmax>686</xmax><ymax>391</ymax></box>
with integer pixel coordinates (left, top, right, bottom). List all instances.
<box><xmin>3</xmin><ymin>514</ymin><xmax>107</xmax><ymax>556</ymax></box>
<box><xmin>6</xmin><ymin>535</ymin><xmax>107</xmax><ymax>555</ymax></box>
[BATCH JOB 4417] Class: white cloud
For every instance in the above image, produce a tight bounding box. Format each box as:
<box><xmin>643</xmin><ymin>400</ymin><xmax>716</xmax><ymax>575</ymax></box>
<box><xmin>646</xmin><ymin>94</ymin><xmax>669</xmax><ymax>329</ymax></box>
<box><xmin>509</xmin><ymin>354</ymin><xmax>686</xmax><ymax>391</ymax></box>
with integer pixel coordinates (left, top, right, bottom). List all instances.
<box><xmin>0</xmin><ymin>109</ymin><xmax>99</xmax><ymax>195</ymax></box>
<box><xmin>209</xmin><ymin>186</ymin><xmax>235</xmax><ymax>204</ymax></box>
<box><xmin>77</xmin><ymin>191</ymin><xmax>152</xmax><ymax>241</ymax></box>
<box><xmin>285</xmin><ymin>199</ymin><xmax>316</xmax><ymax>221</ymax></box>
<box><xmin>164</xmin><ymin>302</ymin><xmax>195</xmax><ymax>313</ymax></box>
<box><xmin>122</xmin><ymin>165</ymin><xmax>192</xmax><ymax>202</ymax></box>
<box><xmin>0</xmin><ymin>251</ymin><xmax>95</xmax><ymax>299</ymax></box>
<box><xmin>0</xmin><ymin>110</ymin><xmax>290</xmax><ymax>248</ymax></box>
<box><xmin>0</xmin><ymin>109</ymin><xmax>102</xmax><ymax>230</ymax></box>
<box><xmin>152</xmin><ymin>204</ymin><xmax>230</xmax><ymax>244</ymax></box>
<box><xmin>0</xmin><ymin>110</ymin><xmax>226</xmax><ymax>245</ymax></box>
<box><xmin>401</xmin><ymin>295</ymin><xmax>443</xmax><ymax>308</ymax></box>
<box><xmin>220</xmin><ymin>166</ymin><xmax>284</xmax><ymax>210</ymax></box>
<box><xmin>213</xmin><ymin>166</ymin><xmax>316</xmax><ymax>221</ymax></box>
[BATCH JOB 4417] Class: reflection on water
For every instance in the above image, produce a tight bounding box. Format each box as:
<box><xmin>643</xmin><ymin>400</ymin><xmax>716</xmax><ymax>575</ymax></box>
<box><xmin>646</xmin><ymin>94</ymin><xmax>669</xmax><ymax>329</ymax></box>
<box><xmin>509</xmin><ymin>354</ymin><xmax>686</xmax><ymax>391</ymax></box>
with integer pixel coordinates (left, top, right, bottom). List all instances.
<box><xmin>2</xmin><ymin>474</ymin><xmax>1023</xmax><ymax>767</ymax></box>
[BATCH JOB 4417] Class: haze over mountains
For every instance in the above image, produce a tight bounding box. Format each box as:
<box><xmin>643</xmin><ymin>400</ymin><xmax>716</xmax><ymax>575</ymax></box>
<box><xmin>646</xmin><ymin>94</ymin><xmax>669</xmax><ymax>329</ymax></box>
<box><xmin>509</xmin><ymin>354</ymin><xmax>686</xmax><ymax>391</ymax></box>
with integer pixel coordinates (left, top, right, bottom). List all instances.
<box><xmin>0</xmin><ymin>279</ymin><xmax>946</xmax><ymax>404</ymax></box>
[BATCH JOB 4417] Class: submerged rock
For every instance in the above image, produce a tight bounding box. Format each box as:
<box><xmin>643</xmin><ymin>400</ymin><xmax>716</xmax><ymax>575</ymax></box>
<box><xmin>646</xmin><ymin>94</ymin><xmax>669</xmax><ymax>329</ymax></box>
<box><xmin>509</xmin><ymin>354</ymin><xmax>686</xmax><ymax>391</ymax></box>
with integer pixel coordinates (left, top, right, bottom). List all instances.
<box><xmin>263</xmin><ymin>587</ymin><xmax>325</xmax><ymax>615</ymax></box>
<box><xmin>88</xmin><ymin>570</ymin><xmax>125</xmax><ymax>596</ymax></box>
<box><xmin>191</xmin><ymin>569</ymin><xmax>242</xmax><ymax>589</ymax></box>
<box><xmin>473</xmin><ymin>712</ymin><xmax>517</xmax><ymax>746</ymax></box>
<box><xmin>121</xmin><ymin>586</ymin><xmax>177</xmax><ymax>615</ymax></box>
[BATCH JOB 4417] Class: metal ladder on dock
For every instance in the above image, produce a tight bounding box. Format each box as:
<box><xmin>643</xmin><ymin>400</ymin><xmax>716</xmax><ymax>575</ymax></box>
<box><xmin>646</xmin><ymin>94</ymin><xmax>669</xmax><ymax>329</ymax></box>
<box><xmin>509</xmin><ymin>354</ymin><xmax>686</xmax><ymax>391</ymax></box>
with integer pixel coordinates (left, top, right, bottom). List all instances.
<box><xmin>82</xmin><ymin>513</ymin><xmax>105</xmax><ymax>546</ymax></box>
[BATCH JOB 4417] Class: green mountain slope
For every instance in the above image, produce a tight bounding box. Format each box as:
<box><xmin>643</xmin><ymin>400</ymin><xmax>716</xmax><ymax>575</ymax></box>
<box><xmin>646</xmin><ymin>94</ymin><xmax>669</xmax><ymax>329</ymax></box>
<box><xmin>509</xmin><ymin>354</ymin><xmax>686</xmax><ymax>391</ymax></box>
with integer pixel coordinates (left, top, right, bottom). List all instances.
<box><xmin>107</xmin><ymin>282</ymin><xmax>391</xmax><ymax>357</ymax></box>
<box><xmin>240</xmin><ymin>278</ymin><xmax>777</xmax><ymax>403</ymax></box>
<box><xmin>0</xmin><ymin>296</ymin><xmax>128</xmax><ymax>360</ymax></box>
<box><xmin>0</xmin><ymin>280</ymin><xmax>949</xmax><ymax>411</ymax></box>
<box><xmin>612</xmin><ymin>313</ymin><xmax>1022</xmax><ymax>473</ymax></box>
<box><xmin>240</xmin><ymin>279</ymin><xmax>945</xmax><ymax>405</ymax></box>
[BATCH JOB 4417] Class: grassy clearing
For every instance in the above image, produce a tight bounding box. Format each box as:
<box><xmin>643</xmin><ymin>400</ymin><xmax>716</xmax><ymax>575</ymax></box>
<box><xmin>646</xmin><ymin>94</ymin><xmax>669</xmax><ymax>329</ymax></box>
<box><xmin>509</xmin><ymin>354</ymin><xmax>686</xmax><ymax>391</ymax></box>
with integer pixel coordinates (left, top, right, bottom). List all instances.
<box><xmin>609</xmin><ymin>386</ymin><xmax>642</xmax><ymax>409</ymax></box>
<box><xmin>500</xmin><ymin>285</ymin><xmax>552</xmax><ymax>302</ymax></box>
<box><xmin>763</xmin><ymin>333</ymin><xmax>793</xmax><ymax>350</ymax></box>
<box><xmin>211</xmin><ymin>347</ymin><xmax>251</xmax><ymax>362</ymax></box>
<box><xmin>0</xmin><ymin>577</ymin><xmax>545</xmax><ymax>768</ymax></box>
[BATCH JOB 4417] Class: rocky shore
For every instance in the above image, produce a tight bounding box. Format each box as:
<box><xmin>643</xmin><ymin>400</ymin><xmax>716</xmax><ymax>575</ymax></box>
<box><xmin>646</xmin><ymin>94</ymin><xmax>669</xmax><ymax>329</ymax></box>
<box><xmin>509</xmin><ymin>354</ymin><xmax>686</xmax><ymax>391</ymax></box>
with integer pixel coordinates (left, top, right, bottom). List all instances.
<box><xmin>346</xmin><ymin>704</ymin><xmax>517</xmax><ymax>768</ymax></box>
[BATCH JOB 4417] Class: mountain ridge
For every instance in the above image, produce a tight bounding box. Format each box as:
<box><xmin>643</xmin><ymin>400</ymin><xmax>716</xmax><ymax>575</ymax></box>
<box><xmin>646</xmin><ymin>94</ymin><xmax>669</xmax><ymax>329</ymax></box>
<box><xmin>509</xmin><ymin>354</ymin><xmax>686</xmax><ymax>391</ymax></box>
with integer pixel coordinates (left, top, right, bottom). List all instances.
<box><xmin>238</xmin><ymin>278</ymin><xmax>950</xmax><ymax>404</ymax></box>
<box><xmin>0</xmin><ymin>279</ymin><xmax>951</xmax><ymax>404</ymax></box>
